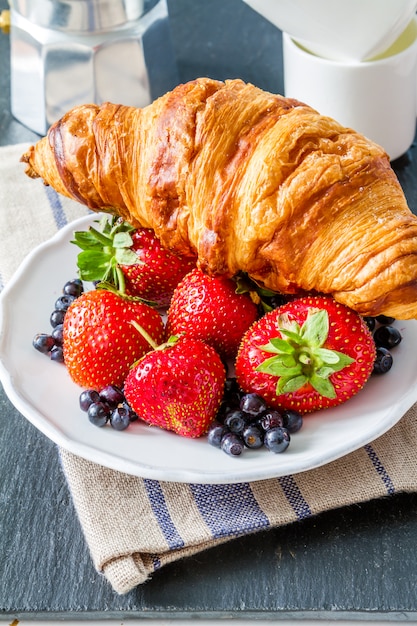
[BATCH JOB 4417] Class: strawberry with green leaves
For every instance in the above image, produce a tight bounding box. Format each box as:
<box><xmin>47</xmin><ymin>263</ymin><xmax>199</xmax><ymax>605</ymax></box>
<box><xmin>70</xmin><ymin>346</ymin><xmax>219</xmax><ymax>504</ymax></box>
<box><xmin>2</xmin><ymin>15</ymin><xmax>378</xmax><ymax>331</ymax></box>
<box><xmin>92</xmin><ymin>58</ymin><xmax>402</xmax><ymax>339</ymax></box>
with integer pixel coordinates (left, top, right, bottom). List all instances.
<box><xmin>166</xmin><ymin>268</ymin><xmax>259</xmax><ymax>359</ymax></box>
<box><xmin>124</xmin><ymin>335</ymin><xmax>226</xmax><ymax>438</ymax></box>
<box><xmin>235</xmin><ymin>295</ymin><xmax>376</xmax><ymax>414</ymax></box>
<box><xmin>63</xmin><ymin>289</ymin><xmax>165</xmax><ymax>389</ymax></box>
<box><xmin>72</xmin><ymin>216</ymin><xmax>196</xmax><ymax>307</ymax></box>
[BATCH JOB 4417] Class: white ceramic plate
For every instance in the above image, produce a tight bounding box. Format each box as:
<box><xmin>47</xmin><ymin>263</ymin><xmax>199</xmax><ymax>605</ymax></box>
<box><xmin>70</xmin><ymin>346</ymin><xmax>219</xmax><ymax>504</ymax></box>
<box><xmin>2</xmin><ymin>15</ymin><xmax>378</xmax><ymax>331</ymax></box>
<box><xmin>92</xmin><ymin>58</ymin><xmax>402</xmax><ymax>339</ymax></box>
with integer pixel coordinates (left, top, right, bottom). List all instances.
<box><xmin>1</xmin><ymin>214</ymin><xmax>417</xmax><ymax>484</ymax></box>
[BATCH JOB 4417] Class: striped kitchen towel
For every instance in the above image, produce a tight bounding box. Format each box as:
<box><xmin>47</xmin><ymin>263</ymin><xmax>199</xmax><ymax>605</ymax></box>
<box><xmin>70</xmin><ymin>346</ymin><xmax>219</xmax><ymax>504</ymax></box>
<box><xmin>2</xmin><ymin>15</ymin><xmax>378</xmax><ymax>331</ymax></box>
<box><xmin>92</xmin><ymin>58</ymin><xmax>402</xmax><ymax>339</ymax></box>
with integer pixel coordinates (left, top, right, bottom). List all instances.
<box><xmin>2</xmin><ymin>142</ymin><xmax>417</xmax><ymax>595</ymax></box>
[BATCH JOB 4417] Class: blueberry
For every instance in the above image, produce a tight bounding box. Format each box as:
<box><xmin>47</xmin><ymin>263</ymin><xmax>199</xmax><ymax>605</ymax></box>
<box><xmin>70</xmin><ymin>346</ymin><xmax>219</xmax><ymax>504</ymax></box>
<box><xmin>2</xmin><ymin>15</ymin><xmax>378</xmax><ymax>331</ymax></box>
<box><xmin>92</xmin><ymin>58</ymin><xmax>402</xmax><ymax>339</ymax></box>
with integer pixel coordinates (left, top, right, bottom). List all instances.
<box><xmin>363</xmin><ymin>317</ymin><xmax>376</xmax><ymax>332</ymax></box>
<box><xmin>239</xmin><ymin>392</ymin><xmax>268</xmax><ymax>416</ymax></box>
<box><xmin>221</xmin><ymin>432</ymin><xmax>244</xmax><ymax>456</ymax></box>
<box><xmin>54</xmin><ymin>294</ymin><xmax>76</xmax><ymax>311</ymax></box>
<box><xmin>50</xmin><ymin>309</ymin><xmax>66</xmax><ymax>328</ymax></box>
<box><xmin>264</xmin><ymin>427</ymin><xmax>291</xmax><ymax>454</ymax></box>
<box><xmin>33</xmin><ymin>333</ymin><xmax>55</xmax><ymax>354</ymax></box>
<box><xmin>242</xmin><ymin>423</ymin><xmax>264</xmax><ymax>449</ymax></box>
<box><xmin>123</xmin><ymin>401</ymin><xmax>139</xmax><ymax>422</ymax></box>
<box><xmin>224</xmin><ymin>409</ymin><xmax>247</xmax><ymax>434</ymax></box>
<box><xmin>79</xmin><ymin>389</ymin><xmax>101</xmax><ymax>412</ymax></box>
<box><xmin>258</xmin><ymin>408</ymin><xmax>284</xmax><ymax>431</ymax></box>
<box><xmin>224</xmin><ymin>377</ymin><xmax>240</xmax><ymax>394</ymax></box>
<box><xmin>207</xmin><ymin>421</ymin><xmax>228</xmax><ymax>447</ymax></box>
<box><xmin>282</xmin><ymin>409</ymin><xmax>303</xmax><ymax>434</ymax></box>
<box><xmin>373</xmin><ymin>347</ymin><xmax>393</xmax><ymax>374</ymax></box>
<box><xmin>51</xmin><ymin>323</ymin><xmax>64</xmax><ymax>346</ymax></box>
<box><xmin>376</xmin><ymin>315</ymin><xmax>396</xmax><ymax>325</ymax></box>
<box><xmin>110</xmin><ymin>406</ymin><xmax>131</xmax><ymax>431</ymax></box>
<box><xmin>63</xmin><ymin>279</ymin><xmax>84</xmax><ymax>297</ymax></box>
<box><xmin>223</xmin><ymin>378</ymin><xmax>242</xmax><ymax>407</ymax></box>
<box><xmin>373</xmin><ymin>325</ymin><xmax>402</xmax><ymax>349</ymax></box>
<box><xmin>50</xmin><ymin>345</ymin><xmax>64</xmax><ymax>362</ymax></box>
<box><xmin>99</xmin><ymin>384</ymin><xmax>125</xmax><ymax>407</ymax></box>
<box><xmin>87</xmin><ymin>401</ymin><xmax>110</xmax><ymax>427</ymax></box>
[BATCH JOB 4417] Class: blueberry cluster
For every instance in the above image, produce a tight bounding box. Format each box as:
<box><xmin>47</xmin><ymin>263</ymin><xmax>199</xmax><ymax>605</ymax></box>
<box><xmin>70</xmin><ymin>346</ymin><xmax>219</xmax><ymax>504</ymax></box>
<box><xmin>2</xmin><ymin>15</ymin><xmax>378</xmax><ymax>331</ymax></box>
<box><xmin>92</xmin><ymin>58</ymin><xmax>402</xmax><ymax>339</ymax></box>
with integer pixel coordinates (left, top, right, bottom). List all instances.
<box><xmin>79</xmin><ymin>384</ymin><xmax>138</xmax><ymax>431</ymax></box>
<box><xmin>364</xmin><ymin>315</ymin><xmax>402</xmax><ymax>375</ymax></box>
<box><xmin>208</xmin><ymin>378</ymin><xmax>303</xmax><ymax>457</ymax></box>
<box><xmin>32</xmin><ymin>279</ymin><xmax>84</xmax><ymax>363</ymax></box>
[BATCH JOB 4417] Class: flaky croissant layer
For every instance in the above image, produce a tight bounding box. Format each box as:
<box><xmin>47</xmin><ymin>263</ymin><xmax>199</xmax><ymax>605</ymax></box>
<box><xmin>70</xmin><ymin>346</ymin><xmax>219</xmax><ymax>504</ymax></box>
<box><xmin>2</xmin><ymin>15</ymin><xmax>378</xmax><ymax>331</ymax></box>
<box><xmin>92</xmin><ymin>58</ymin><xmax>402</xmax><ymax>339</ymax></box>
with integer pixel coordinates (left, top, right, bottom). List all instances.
<box><xmin>22</xmin><ymin>77</ymin><xmax>417</xmax><ymax>319</ymax></box>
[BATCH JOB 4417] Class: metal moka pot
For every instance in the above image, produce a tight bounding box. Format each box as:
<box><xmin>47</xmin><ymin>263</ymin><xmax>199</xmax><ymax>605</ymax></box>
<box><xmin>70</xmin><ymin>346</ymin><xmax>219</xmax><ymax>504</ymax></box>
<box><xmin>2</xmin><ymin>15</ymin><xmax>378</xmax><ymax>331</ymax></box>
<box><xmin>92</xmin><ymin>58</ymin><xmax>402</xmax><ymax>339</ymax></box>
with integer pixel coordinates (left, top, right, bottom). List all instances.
<box><xmin>8</xmin><ymin>0</ymin><xmax>179</xmax><ymax>135</ymax></box>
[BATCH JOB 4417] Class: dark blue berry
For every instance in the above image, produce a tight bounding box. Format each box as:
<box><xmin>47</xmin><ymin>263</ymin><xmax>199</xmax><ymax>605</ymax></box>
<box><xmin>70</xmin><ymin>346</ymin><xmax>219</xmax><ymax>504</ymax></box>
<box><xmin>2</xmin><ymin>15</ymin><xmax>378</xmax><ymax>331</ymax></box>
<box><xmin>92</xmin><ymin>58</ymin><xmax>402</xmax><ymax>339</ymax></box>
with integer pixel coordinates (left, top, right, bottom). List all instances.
<box><xmin>63</xmin><ymin>279</ymin><xmax>84</xmax><ymax>297</ymax></box>
<box><xmin>243</xmin><ymin>424</ymin><xmax>264</xmax><ymax>449</ymax></box>
<box><xmin>363</xmin><ymin>317</ymin><xmax>376</xmax><ymax>332</ymax></box>
<box><xmin>258</xmin><ymin>408</ymin><xmax>284</xmax><ymax>431</ymax></box>
<box><xmin>87</xmin><ymin>401</ymin><xmax>110</xmax><ymax>427</ymax></box>
<box><xmin>221</xmin><ymin>432</ymin><xmax>244</xmax><ymax>456</ymax></box>
<box><xmin>207</xmin><ymin>421</ymin><xmax>228</xmax><ymax>447</ymax></box>
<box><xmin>51</xmin><ymin>323</ymin><xmax>64</xmax><ymax>346</ymax></box>
<box><xmin>99</xmin><ymin>384</ymin><xmax>125</xmax><ymax>407</ymax></box>
<box><xmin>373</xmin><ymin>347</ymin><xmax>393</xmax><ymax>374</ymax></box>
<box><xmin>373</xmin><ymin>325</ymin><xmax>402</xmax><ymax>349</ymax></box>
<box><xmin>33</xmin><ymin>333</ymin><xmax>55</xmax><ymax>354</ymax></box>
<box><xmin>110</xmin><ymin>407</ymin><xmax>131</xmax><ymax>431</ymax></box>
<box><xmin>264</xmin><ymin>427</ymin><xmax>291</xmax><ymax>454</ymax></box>
<box><xmin>50</xmin><ymin>345</ymin><xmax>64</xmax><ymax>362</ymax></box>
<box><xmin>54</xmin><ymin>294</ymin><xmax>76</xmax><ymax>311</ymax></box>
<box><xmin>224</xmin><ymin>409</ymin><xmax>247</xmax><ymax>434</ymax></box>
<box><xmin>282</xmin><ymin>409</ymin><xmax>303</xmax><ymax>433</ymax></box>
<box><xmin>79</xmin><ymin>389</ymin><xmax>101</xmax><ymax>412</ymax></box>
<box><xmin>240</xmin><ymin>392</ymin><xmax>268</xmax><ymax>416</ymax></box>
<box><xmin>50</xmin><ymin>309</ymin><xmax>66</xmax><ymax>328</ymax></box>
<box><xmin>376</xmin><ymin>315</ymin><xmax>396</xmax><ymax>325</ymax></box>
<box><xmin>123</xmin><ymin>401</ymin><xmax>139</xmax><ymax>422</ymax></box>
<box><xmin>224</xmin><ymin>377</ymin><xmax>240</xmax><ymax>394</ymax></box>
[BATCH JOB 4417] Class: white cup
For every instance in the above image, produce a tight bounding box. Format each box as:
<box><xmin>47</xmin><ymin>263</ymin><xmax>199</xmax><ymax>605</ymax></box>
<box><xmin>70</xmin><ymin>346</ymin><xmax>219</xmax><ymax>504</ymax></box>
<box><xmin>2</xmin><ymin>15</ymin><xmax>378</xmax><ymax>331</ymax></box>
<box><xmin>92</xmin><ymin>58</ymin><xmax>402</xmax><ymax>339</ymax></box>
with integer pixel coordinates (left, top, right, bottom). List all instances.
<box><xmin>283</xmin><ymin>16</ymin><xmax>417</xmax><ymax>161</ymax></box>
<box><xmin>244</xmin><ymin>0</ymin><xmax>417</xmax><ymax>62</ymax></box>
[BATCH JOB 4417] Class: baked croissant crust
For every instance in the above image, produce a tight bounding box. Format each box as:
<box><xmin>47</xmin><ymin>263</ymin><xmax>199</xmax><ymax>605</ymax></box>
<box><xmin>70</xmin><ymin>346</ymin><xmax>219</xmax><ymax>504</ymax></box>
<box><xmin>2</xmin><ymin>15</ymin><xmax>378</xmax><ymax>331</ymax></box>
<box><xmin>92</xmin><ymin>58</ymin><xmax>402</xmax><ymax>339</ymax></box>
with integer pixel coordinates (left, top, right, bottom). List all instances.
<box><xmin>21</xmin><ymin>77</ymin><xmax>417</xmax><ymax>319</ymax></box>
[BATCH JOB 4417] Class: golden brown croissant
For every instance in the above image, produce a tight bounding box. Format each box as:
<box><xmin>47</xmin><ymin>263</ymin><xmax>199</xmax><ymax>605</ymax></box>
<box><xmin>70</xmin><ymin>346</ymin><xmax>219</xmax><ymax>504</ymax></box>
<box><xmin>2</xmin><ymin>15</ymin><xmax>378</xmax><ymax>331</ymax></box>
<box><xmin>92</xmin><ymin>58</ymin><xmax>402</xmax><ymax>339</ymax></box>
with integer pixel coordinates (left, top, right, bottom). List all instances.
<box><xmin>21</xmin><ymin>77</ymin><xmax>417</xmax><ymax>319</ymax></box>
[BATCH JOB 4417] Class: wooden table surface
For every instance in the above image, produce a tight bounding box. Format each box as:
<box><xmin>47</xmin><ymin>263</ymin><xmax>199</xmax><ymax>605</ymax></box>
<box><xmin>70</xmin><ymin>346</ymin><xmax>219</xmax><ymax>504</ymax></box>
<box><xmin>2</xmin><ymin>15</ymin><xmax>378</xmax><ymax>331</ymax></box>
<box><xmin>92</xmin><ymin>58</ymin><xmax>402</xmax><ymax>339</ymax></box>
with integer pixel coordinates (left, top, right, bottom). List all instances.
<box><xmin>1</xmin><ymin>0</ymin><xmax>417</xmax><ymax>620</ymax></box>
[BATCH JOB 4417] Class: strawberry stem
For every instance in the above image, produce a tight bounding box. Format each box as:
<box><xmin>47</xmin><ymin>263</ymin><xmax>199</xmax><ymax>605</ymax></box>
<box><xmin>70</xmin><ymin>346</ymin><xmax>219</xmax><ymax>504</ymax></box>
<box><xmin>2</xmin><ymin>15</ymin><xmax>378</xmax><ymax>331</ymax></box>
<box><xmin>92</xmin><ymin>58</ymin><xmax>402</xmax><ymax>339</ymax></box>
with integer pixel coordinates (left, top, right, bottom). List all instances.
<box><xmin>130</xmin><ymin>320</ymin><xmax>160</xmax><ymax>350</ymax></box>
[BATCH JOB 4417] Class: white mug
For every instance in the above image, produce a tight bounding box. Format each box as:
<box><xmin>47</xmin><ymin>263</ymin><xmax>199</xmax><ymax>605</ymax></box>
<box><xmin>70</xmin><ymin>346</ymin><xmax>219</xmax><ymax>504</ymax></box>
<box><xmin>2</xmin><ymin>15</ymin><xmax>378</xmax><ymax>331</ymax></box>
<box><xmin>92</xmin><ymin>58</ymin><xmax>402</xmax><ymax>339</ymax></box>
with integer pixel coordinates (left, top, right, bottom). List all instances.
<box><xmin>283</xmin><ymin>16</ymin><xmax>417</xmax><ymax>161</ymax></box>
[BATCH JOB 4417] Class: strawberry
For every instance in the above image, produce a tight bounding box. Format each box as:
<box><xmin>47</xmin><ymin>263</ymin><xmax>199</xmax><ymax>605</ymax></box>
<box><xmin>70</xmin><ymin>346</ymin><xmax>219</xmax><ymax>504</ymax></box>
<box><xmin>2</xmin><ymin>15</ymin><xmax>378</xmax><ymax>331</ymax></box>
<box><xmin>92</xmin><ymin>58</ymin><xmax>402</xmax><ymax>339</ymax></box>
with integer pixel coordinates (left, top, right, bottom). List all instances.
<box><xmin>166</xmin><ymin>268</ymin><xmax>259</xmax><ymax>359</ymax></box>
<box><xmin>124</xmin><ymin>336</ymin><xmax>226</xmax><ymax>438</ymax></box>
<box><xmin>63</xmin><ymin>289</ymin><xmax>165</xmax><ymax>389</ymax></box>
<box><xmin>235</xmin><ymin>295</ymin><xmax>376</xmax><ymax>414</ymax></box>
<box><xmin>72</xmin><ymin>215</ymin><xmax>196</xmax><ymax>306</ymax></box>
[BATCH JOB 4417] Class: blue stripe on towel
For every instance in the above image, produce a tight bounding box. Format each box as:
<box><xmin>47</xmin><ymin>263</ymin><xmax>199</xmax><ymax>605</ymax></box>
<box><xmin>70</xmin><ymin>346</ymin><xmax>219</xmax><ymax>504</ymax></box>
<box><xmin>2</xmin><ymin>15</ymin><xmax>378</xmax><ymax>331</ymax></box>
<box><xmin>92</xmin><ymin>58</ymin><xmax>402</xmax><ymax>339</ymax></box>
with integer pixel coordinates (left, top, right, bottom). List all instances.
<box><xmin>278</xmin><ymin>475</ymin><xmax>312</xmax><ymax>520</ymax></box>
<box><xmin>143</xmin><ymin>479</ymin><xmax>185</xmax><ymax>549</ymax></box>
<box><xmin>364</xmin><ymin>443</ymin><xmax>395</xmax><ymax>494</ymax></box>
<box><xmin>44</xmin><ymin>186</ymin><xmax>67</xmax><ymax>229</ymax></box>
<box><xmin>190</xmin><ymin>483</ymin><xmax>270</xmax><ymax>538</ymax></box>
<box><xmin>151</xmin><ymin>554</ymin><xmax>162</xmax><ymax>571</ymax></box>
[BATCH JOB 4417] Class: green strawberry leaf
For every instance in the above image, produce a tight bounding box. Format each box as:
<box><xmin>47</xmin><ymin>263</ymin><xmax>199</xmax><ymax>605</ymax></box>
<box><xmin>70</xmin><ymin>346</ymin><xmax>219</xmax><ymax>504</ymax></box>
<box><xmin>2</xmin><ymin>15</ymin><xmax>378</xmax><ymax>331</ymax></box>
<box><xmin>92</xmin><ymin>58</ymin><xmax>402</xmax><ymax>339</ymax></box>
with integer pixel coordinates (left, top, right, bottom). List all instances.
<box><xmin>256</xmin><ymin>356</ymin><xmax>302</xmax><ymax>377</ymax></box>
<box><xmin>300</xmin><ymin>309</ymin><xmax>328</xmax><ymax>347</ymax></box>
<box><xmin>309</xmin><ymin>373</ymin><xmax>336</xmax><ymax>398</ymax></box>
<box><xmin>113</xmin><ymin>232</ymin><xmax>134</xmax><ymax>248</ymax></box>
<box><xmin>114</xmin><ymin>248</ymin><xmax>140</xmax><ymax>266</ymax></box>
<box><xmin>259</xmin><ymin>337</ymin><xmax>295</xmax><ymax>354</ymax></box>
<box><xmin>277</xmin><ymin>374</ymin><xmax>308</xmax><ymax>394</ymax></box>
<box><xmin>77</xmin><ymin>250</ymin><xmax>113</xmax><ymax>281</ymax></box>
<box><xmin>319</xmin><ymin>349</ymin><xmax>354</xmax><ymax>372</ymax></box>
<box><xmin>71</xmin><ymin>231</ymin><xmax>102</xmax><ymax>251</ymax></box>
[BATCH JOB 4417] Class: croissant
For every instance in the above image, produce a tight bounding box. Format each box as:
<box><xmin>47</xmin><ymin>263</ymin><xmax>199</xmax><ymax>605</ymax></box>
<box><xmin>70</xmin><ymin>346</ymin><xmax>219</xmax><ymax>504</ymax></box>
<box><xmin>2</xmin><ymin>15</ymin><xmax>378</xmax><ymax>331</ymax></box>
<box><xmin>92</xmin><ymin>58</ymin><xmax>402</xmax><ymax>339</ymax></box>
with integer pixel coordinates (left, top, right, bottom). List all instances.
<box><xmin>21</xmin><ymin>77</ymin><xmax>417</xmax><ymax>319</ymax></box>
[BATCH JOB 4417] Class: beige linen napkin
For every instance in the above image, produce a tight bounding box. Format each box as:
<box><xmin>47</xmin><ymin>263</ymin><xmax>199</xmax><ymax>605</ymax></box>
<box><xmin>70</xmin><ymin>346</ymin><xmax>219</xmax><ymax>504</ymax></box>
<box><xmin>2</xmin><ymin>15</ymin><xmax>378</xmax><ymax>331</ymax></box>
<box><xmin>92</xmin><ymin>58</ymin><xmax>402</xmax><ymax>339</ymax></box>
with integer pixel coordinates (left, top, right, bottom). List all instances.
<box><xmin>2</xmin><ymin>143</ymin><xmax>417</xmax><ymax>595</ymax></box>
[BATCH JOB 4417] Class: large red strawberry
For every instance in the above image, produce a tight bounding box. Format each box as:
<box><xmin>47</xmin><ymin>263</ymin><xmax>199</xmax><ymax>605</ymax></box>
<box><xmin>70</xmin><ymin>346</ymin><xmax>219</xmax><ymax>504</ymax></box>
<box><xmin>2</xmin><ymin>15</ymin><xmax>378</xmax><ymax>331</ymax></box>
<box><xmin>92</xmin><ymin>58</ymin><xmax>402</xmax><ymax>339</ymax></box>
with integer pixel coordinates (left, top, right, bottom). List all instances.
<box><xmin>72</xmin><ymin>215</ymin><xmax>196</xmax><ymax>306</ymax></box>
<box><xmin>63</xmin><ymin>289</ymin><xmax>165</xmax><ymax>389</ymax></box>
<box><xmin>166</xmin><ymin>268</ymin><xmax>259</xmax><ymax>359</ymax></box>
<box><xmin>235</xmin><ymin>295</ymin><xmax>376</xmax><ymax>414</ymax></box>
<box><xmin>124</xmin><ymin>336</ymin><xmax>226</xmax><ymax>438</ymax></box>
